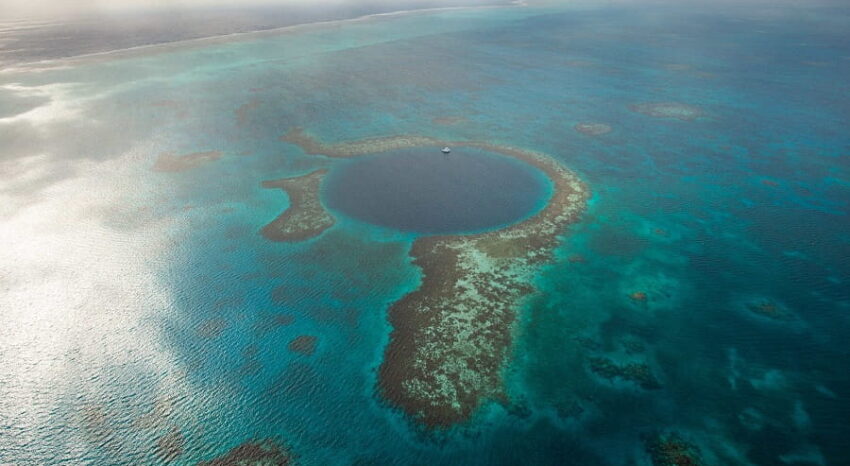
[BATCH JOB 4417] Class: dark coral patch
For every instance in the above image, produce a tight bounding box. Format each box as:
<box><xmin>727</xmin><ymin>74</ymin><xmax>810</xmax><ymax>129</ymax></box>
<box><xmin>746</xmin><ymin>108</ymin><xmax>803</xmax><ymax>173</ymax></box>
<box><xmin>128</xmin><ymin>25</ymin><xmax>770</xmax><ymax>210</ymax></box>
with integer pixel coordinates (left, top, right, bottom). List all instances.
<box><xmin>588</xmin><ymin>356</ymin><xmax>661</xmax><ymax>390</ymax></box>
<box><xmin>197</xmin><ymin>318</ymin><xmax>228</xmax><ymax>339</ymax></box>
<box><xmin>745</xmin><ymin>299</ymin><xmax>794</xmax><ymax>322</ymax></box>
<box><xmin>761</xmin><ymin>179</ymin><xmax>780</xmax><ymax>187</ymax></box>
<box><xmin>80</xmin><ymin>404</ymin><xmax>121</xmax><ymax>451</ymax></box>
<box><xmin>644</xmin><ymin>432</ymin><xmax>703</xmax><ymax>466</ymax></box>
<box><xmin>288</xmin><ymin>335</ymin><xmax>317</xmax><ymax>355</ymax></box>
<box><xmin>198</xmin><ymin>439</ymin><xmax>293</xmax><ymax>466</ymax></box>
<box><xmin>630</xmin><ymin>102</ymin><xmax>703</xmax><ymax>121</ymax></box>
<box><xmin>574</xmin><ymin>122</ymin><xmax>612</xmax><ymax>136</ymax></box>
<box><xmin>155</xmin><ymin>427</ymin><xmax>185</xmax><ymax>463</ymax></box>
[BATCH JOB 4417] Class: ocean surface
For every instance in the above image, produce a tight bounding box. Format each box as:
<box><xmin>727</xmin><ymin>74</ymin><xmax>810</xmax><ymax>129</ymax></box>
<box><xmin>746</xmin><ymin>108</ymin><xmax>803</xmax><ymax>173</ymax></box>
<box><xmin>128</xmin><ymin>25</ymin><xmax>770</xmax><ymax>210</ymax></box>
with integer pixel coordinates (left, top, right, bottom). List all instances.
<box><xmin>0</xmin><ymin>1</ymin><xmax>509</xmax><ymax>65</ymax></box>
<box><xmin>323</xmin><ymin>147</ymin><xmax>551</xmax><ymax>234</ymax></box>
<box><xmin>1</xmin><ymin>0</ymin><xmax>849</xmax><ymax>464</ymax></box>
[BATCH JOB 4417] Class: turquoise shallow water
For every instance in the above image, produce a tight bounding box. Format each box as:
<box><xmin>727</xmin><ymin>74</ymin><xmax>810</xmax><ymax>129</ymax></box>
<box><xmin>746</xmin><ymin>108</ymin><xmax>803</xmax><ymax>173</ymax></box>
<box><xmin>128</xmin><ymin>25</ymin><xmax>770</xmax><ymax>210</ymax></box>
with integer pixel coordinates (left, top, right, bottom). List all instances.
<box><xmin>0</xmin><ymin>1</ymin><xmax>849</xmax><ymax>464</ymax></box>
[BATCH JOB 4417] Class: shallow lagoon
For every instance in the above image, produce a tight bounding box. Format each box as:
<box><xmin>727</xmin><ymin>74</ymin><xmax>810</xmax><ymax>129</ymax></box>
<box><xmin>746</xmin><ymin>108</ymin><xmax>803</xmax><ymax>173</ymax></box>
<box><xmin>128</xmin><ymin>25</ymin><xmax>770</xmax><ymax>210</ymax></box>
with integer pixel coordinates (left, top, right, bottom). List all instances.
<box><xmin>0</xmin><ymin>0</ymin><xmax>849</xmax><ymax>464</ymax></box>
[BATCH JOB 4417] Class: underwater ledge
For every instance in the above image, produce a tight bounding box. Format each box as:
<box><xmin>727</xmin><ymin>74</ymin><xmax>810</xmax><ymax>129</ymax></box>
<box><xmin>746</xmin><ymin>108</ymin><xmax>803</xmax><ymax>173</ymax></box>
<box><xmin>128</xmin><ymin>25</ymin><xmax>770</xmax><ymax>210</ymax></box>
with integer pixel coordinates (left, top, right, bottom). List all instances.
<box><xmin>269</xmin><ymin>128</ymin><xmax>588</xmax><ymax>428</ymax></box>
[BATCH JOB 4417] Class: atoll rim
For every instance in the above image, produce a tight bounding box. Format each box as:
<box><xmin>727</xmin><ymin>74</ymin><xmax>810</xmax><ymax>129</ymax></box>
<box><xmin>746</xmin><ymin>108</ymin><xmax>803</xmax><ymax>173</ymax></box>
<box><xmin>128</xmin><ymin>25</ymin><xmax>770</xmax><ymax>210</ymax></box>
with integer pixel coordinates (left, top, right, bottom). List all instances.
<box><xmin>274</xmin><ymin>128</ymin><xmax>588</xmax><ymax>427</ymax></box>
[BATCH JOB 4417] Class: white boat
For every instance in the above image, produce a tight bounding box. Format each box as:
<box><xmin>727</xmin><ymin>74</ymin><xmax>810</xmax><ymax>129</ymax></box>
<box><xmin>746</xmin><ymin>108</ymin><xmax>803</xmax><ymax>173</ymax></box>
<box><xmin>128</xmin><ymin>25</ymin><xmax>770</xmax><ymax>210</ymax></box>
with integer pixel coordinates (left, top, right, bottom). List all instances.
<box><xmin>441</xmin><ymin>147</ymin><xmax>451</xmax><ymax>154</ymax></box>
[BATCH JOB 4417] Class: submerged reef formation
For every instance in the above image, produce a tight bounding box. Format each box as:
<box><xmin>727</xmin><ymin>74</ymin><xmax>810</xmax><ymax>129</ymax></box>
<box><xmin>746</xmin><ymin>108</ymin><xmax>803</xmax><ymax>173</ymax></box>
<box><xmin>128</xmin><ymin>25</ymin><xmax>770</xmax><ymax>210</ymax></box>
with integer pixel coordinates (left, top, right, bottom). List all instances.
<box><xmin>198</xmin><ymin>439</ymin><xmax>293</xmax><ymax>466</ymax></box>
<box><xmin>281</xmin><ymin>128</ymin><xmax>441</xmax><ymax>158</ymax></box>
<box><xmin>260</xmin><ymin>170</ymin><xmax>334</xmax><ymax>242</ymax></box>
<box><xmin>588</xmin><ymin>356</ymin><xmax>661</xmax><ymax>390</ymax></box>
<box><xmin>630</xmin><ymin>102</ymin><xmax>703</xmax><ymax>121</ymax></box>
<box><xmin>745</xmin><ymin>299</ymin><xmax>794</xmax><ymax>322</ymax></box>
<box><xmin>279</xmin><ymin>128</ymin><xmax>588</xmax><ymax>427</ymax></box>
<box><xmin>197</xmin><ymin>318</ymin><xmax>228</xmax><ymax>339</ymax></box>
<box><xmin>288</xmin><ymin>335</ymin><xmax>317</xmax><ymax>355</ymax></box>
<box><xmin>574</xmin><ymin>122</ymin><xmax>612</xmax><ymax>136</ymax></box>
<box><xmin>644</xmin><ymin>432</ymin><xmax>704</xmax><ymax>466</ymax></box>
<box><xmin>155</xmin><ymin>427</ymin><xmax>185</xmax><ymax>462</ymax></box>
<box><xmin>152</xmin><ymin>151</ymin><xmax>222</xmax><ymax>172</ymax></box>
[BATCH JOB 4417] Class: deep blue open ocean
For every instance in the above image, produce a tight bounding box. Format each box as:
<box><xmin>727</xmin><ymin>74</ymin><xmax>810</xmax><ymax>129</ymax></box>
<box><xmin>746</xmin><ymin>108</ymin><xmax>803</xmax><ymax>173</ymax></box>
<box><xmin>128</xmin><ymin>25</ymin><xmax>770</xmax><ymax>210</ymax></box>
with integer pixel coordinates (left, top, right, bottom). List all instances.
<box><xmin>0</xmin><ymin>0</ymin><xmax>848</xmax><ymax>464</ymax></box>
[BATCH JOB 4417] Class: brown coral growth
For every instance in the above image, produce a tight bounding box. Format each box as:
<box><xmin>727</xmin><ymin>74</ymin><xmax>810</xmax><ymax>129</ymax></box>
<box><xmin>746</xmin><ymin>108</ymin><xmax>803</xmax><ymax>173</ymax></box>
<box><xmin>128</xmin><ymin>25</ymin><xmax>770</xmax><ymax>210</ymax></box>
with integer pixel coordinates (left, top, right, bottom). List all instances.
<box><xmin>644</xmin><ymin>432</ymin><xmax>704</xmax><ymax>466</ymax></box>
<box><xmin>198</xmin><ymin>439</ymin><xmax>293</xmax><ymax>466</ymax></box>
<box><xmin>288</xmin><ymin>335</ymin><xmax>317</xmax><ymax>355</ymax></box>
<box><xmin>630</xmin><ymin>102</ymin><xmax>703</xmax><ymax>121</ymax></box>
<box><xmin>746</xmin><ymin>299</ymin><xmax>793</xmax><ymax>321</ymax></box>
<box><xmin>197</xmin><ymin>318</ymin><xmax>228</xmax><ymax>339</ymax></box>
<box><xmin>260</xmin><ymin>170</ymin><xmax>334</xmax><ymax>242</ymax></box>
<box><xmin>155</xmin><ymin>427</ymin><xmax>185</xmax><ymax>463</ymax></box>
<box><xmin>574</xmin><ymin>122</ymin><xmax>612</xmax><ymax>136</ymax></box>
<box><xmin>588</xmin><ymin>356</ymin><xmax>661</xmax><ymax>390</ymax></box>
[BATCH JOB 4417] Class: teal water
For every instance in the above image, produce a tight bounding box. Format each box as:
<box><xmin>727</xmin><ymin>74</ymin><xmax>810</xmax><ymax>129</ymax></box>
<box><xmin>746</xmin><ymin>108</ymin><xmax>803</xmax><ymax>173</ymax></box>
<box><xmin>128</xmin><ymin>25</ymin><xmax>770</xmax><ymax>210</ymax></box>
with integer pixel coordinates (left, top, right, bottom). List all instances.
<box><xmin>0</xmin><ymin>1</ymin><xmax>848</xmax><ymax>464</ymax></box>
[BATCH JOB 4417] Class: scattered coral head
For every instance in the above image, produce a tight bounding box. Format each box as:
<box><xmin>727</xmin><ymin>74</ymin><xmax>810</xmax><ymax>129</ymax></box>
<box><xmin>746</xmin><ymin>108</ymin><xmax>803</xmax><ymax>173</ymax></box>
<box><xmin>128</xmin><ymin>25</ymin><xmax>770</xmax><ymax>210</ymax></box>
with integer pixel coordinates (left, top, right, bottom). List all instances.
<box><xmin>198</xmin><ymin>439</ymin><xmax>294</xmax><ymax>466</ymax></box>
<box><xmin>630</xmin><ymin>102</ymin><xmax>703</xmax><ymax>121</ymax></box>
<box><xmin>574</xmin><ymin>122</ymin><xmax>612</xmax><ymax>136</ymax></box>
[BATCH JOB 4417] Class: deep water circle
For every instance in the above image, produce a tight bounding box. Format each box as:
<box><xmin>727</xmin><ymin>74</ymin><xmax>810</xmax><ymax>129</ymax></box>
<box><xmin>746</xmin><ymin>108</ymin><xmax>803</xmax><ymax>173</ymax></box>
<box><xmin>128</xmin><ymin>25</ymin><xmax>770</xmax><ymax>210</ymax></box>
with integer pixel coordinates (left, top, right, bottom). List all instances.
<box><xmin>323</xmin><ymin>147</ymin><xmax>550</xmax><ymax>234</ymax></box>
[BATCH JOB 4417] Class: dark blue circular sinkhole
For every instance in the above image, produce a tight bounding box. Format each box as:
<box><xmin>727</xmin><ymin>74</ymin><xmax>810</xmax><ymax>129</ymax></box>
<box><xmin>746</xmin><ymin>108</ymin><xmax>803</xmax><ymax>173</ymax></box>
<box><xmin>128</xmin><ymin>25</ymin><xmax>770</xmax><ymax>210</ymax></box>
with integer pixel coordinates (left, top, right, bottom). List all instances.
<box><xmin>322</xmin><ymin>147</ymin><xmax>551</xmax><ymax>235</ymax></box>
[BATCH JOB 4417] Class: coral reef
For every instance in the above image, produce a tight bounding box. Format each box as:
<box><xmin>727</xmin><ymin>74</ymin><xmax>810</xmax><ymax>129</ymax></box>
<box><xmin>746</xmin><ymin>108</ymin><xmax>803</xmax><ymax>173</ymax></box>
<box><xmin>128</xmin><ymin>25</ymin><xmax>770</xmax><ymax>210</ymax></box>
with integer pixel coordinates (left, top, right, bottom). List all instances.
<box><xmin>152</xmin><ymin>151</ymin><xmax>222</xmax><ymax>172</ymax></box>
<box><xmin>281</xmin><ymin>128</ymin><xmax>440</xmax><ymax>158</ymax></box>
<box><xmin>80</xmin><ymin>404</ymin><xmax>120</xmax><ymax>451</ymax></box>
<box><xmin>155</xmin><ymin>427</ymin><xmax>185</xmax><ymax>462</ymax></box>
<box><xmin>588</xmin><ymin>356</ymin><xmax>661</xmax><ymax>390</ymax></box>
<box><xmin>260</xmin><ymin>170</ymin><xmax>334</xmax><ymax>242</ymax></box>
<box><xmin>746</xmin><ymin>299</ymin><xmax>793</xmax><ymax>321</ymax></box>
<box><xmin>279</xmin><ymin>128</ymin><xmax>588</xmax><ymax>427</ymax></box>
<box><xmin>644</xmin><ymin>432</ymin><xmax>704</xmax><ymax>466</ymax></box>
<box><xmin>198</xmin><ymin>439</ymin><xmax>293</xmax><ymax>466</ymax></box>
<box><xmin>197</xmin><ymin>318</ymin><xmax>228</xmax><ymax>339</ymax></box>
<box><xmin>288</xmin><ymin>335</ymin><xmax>317</xmax><ymax>355</ymax></box>
<box><xmin>630</xmin><ymin>102</ymin><xmax>703</xmax><ymax>121</ymax></box>
<box><xmin>574</xmin><ymin>122</ymin><xmax>612</xmax><ymax>136</ymax></box>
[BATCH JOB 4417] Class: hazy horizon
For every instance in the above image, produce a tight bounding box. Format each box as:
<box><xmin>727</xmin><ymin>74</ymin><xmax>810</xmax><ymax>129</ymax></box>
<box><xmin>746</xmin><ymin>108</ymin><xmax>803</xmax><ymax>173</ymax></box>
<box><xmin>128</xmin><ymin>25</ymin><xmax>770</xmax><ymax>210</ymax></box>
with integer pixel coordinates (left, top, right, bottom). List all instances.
<box><xmin>0</xmin><ymin>0</ymin><xmax>511</xmax><ymax>64</ymax></box>
<box><xmin>1</xmin><ymin>0</ymin><xmax>509</xmax><ymax>20</ymax></box>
